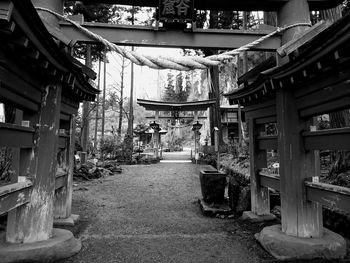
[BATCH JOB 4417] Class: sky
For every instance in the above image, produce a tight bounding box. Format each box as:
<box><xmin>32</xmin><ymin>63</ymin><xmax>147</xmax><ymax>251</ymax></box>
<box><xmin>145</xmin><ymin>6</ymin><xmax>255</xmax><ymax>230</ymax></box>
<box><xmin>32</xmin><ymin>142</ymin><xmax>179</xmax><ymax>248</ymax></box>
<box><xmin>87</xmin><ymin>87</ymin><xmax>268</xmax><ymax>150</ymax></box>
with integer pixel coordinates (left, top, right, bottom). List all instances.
<box><xmin>93</xmin><ymin>46</ymin><xmax>191</xmax><ymax>101</ymax></box>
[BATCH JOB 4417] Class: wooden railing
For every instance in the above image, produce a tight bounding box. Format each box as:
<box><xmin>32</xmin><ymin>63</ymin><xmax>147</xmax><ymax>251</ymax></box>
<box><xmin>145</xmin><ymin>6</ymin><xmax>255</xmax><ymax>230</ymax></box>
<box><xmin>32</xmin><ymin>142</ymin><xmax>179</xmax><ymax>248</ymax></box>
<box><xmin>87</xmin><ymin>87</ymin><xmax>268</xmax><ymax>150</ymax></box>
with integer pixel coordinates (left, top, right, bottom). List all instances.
<box><xmin>0</xmin><ymin>181</ymin><xmax>32</xmax><ymax>216</ymax></box>
<box><xmin>0</xmin><ymin>123</ymin><xmax>34</xmax><ymax>148</ymax></box>
<box><xmin>257</xmin><ymin>171</ymin><xmax>350</xmax><ymax>213</ymax></box>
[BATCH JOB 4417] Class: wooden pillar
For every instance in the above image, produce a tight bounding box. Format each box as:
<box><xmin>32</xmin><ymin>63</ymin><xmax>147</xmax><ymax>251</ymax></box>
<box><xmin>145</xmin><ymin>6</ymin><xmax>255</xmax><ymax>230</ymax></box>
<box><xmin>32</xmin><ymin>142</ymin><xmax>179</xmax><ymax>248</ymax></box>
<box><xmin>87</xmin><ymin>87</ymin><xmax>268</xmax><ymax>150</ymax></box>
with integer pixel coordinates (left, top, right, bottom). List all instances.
<box><xmin>54</xmin><ymin>115</ymin><xmax>76</xmax><ymax>220</ymax></box>
<box><xmin>6</xmin><ymin>84</ymin><xmax>62</xmax><ymax>243</ymax></box>
<box><xmin>249</xmin><ymin>118</ymin><xmax>270</xmax><ymax>215</ymax></box>
<box><xmin>276</xmin><ymin>88</ymin><xmax>322</xmax><ymax>238</ymax></box>
<box><xmin>10</xmin><ymin>109</ymin><xmax>23</xmax><ymax>183</ymax></box>
<box><xmin>276</xmin><ymin>0</ymin><xmax>322</xmax><ymax>238</ymax></box>
<box><xmin>154</xmin><ymin>128</ymin><xmax>159</xmax><ymax>159</ymax></box>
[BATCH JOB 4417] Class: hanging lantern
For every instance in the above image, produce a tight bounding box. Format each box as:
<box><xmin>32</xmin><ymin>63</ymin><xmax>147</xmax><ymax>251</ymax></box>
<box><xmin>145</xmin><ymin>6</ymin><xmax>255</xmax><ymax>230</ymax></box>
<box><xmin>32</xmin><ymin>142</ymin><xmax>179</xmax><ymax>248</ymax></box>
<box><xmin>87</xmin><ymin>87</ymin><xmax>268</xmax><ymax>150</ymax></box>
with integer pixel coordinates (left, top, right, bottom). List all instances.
<box><xmin>192</xmin><ymin>121</ymin><xmax>202</xmax><ymax>132</ymax></box>
<box><xmin>150</xmin><ymin>121</ymin><xmax>160</xmax><ymax>131</ymax></box>
<box><xmin>172</xmin><ymin>110</ymin><xmax>180</xmax><ymax>120</ymax></box>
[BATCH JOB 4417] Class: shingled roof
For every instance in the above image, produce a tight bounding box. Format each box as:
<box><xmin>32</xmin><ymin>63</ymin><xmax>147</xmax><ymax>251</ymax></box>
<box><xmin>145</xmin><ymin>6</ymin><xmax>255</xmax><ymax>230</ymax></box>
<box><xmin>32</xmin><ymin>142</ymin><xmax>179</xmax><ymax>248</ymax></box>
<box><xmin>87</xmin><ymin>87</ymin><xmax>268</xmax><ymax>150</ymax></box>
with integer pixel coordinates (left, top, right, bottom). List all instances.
<box><xmin>0</xmin><ymin>0</ymin><xmax>99</xmax><ymax>102</ymax></box>
<box><xmin>225</xmin><ymin>12</ymin><xmax>350</xmax><ymax>107</ymax></box>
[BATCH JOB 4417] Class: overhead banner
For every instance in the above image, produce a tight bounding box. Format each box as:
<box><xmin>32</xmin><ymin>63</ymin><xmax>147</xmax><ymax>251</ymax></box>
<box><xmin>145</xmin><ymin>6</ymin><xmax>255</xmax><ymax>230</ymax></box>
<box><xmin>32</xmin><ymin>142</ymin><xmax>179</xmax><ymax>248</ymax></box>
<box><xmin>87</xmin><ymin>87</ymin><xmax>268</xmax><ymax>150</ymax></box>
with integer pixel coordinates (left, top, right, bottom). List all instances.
<box><xmin>159</xmin><ymin>0</ymin><xmax>194</xmax><ymax>23</ymax></box>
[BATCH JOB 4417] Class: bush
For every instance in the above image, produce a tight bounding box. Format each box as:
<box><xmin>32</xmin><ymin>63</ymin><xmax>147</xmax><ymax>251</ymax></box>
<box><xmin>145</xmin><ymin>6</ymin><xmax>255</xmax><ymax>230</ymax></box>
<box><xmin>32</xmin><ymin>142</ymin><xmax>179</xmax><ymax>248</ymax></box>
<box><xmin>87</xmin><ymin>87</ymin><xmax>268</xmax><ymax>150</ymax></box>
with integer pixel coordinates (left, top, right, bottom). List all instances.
<box><xmin>0</xmin><ymin>148</ymin><xmax>13</xmax><ymax>184</ymax></box>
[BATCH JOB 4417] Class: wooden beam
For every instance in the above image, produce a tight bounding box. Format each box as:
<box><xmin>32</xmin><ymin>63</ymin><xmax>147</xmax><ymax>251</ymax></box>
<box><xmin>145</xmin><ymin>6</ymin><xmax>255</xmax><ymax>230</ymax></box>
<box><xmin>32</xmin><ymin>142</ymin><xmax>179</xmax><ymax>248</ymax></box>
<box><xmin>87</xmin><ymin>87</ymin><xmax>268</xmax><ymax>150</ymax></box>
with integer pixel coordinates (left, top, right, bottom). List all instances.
<box><xmin>58</xmin><ymin>135</ymin><xmax>68</xmax><ymax>149</ymax></box>
<box><xmin>303</xmin><ymin>128</ymin><xmax>350</xmax><ymax>150</ymax></box>
<box><xmin>297</xmin><ymin>79</ymin><xmax>350</xmax><ymax>111</ymax></box>
<box><xmin>259</xmin><ymin>172</ymin><xmax>280</xmax><ymax>191</ymax></box>
<box><xmin>0</xmin><ymin>123</ymin><xmax>34</xmax><ymax>148</ymax></box>
<box><xmin>77</xmin><ymin>0</ymin><xmax>343</xmax><ymax>11</ymax></box>
<box><xmin>55</xmin><ymin>171</ymin><xmax>68</xmax><ymax>190</ymax></box>
<box><xmin>245</xmin><ymin>105</ymin><xmax>276</xmax><ymax>119</ymax></box>
<box><xmin>0</xmin><ymin>1</ymin><xmax>13</xmax><ymax>22</ymax></box>
<box><xmin>255</xmin><ymin>116</ymin><xmax>277</xmax><ymax>124</ymax></box>
<box><xmin>0</xmin><ymin>85</ymin><xmax>39</xmax><ymax>112</ymax></box>
<box><xmin>0</xmin><ymin>65</ymin><xmax>42</xmax><ymax>104</ymax></box>
<box><xmin>305</xmin><ymin>181</ymin><xmax>350</xmax><ymax>212</ymax></box>
<box><xmin>257</xmin><ymin>135</ymin><xmax>277</xmax><ymax>150</ymax></box>
<box><xmin>60</xmin><ymin>22</ymin><xmax>281</xmax><ymax>50</ymax></box>
<box><xmin>61</xmin><ymin>101</ymin><xmax>78</xmax><ymax>116</ymax></box>
<box><xmin>300</xmin><ymin>96</ymin><xmax>350</xmax><ymax>118</ymax></box>
<box><xmin>60</xmin><ymin>112</ymin><xmax>71</xmax><ymax>121</ymax></box>
<box><xmin>0</xmin><ymin>21</ymin><xmax>15</xmax><ymax>34</ymax></box>
<box><xmin>0</xmin><ymin>182</ymin><xmax>32</xmax><ymax>216</ymax></box>
<box><xmin>146</xmin><ymin>116</ymin><xmax>207</xmax><ymax>119</ymax></box>
<box><xmin>294</xmin><ymin>62</ymin><xmax>350</xmax><ymax>99</ymax></box>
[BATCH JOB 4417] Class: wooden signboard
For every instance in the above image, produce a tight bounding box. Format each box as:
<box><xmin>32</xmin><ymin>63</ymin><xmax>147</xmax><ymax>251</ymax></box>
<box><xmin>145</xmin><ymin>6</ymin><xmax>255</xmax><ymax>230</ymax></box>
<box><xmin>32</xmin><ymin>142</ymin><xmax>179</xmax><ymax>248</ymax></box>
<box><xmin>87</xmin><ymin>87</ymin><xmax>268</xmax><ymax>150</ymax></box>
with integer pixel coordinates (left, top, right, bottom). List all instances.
<box><xmin>159</xmin><ymin>0</ymin><xmax>194</xmax><ymax>23</ymax></box>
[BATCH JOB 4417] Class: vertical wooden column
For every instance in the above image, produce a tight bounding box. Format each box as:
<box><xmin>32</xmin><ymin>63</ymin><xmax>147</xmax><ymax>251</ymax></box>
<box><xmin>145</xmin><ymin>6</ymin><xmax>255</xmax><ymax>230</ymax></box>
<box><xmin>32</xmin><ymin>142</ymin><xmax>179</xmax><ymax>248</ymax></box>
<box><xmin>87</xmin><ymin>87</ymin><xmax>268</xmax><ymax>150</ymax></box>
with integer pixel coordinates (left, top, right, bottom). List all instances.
<box><xmin>249</xmin><ymin>118</ymin><xmax>270</xmax><ymax>215</ymax></box>
<box><xmin>6</xmin><ymin>84</ymin><xmax>62</xmax><ymax>243</ymax></box>
<box><xmin>54</xmin><ymin>115</ymin><xmax>76</xmax><ymax>220</ymax></box>
<box><xmin>10</xmin><ymin>109</ymin><xmax>23</xmax><ymax>183</ymax></box>
<box><xmin>65</xmin><ymin>115</ymin><xmax>76</xmax><ymax>217</ymax></box>
<box><xmin>154</xmin><ymin>128</ymin><xmax>159</xmax><ymax>159</ymax></box>
<box><xmin>276</xmin><ymin>0</ymin><xmax>322</xmax><ymax>238</ymax></box>
<box><xmin>276</xmin><ymin>88</ymin><xmax>322</xmax><ymax>238</ymax></box>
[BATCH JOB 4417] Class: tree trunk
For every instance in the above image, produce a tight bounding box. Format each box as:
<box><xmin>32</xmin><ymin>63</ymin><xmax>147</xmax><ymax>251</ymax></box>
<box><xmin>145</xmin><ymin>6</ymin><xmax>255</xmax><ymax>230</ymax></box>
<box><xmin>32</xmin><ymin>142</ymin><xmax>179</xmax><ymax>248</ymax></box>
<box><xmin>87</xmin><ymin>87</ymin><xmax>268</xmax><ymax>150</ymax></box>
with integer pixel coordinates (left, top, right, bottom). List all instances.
<box><xmin>81</xmin><ymin>45</ymin><xmax>92</xmax><ymax>153</ymax></box>
<box><xmin>118</xmin><ymin>58</ymin><xmax>125</xmax><ymax>136</ymax></box>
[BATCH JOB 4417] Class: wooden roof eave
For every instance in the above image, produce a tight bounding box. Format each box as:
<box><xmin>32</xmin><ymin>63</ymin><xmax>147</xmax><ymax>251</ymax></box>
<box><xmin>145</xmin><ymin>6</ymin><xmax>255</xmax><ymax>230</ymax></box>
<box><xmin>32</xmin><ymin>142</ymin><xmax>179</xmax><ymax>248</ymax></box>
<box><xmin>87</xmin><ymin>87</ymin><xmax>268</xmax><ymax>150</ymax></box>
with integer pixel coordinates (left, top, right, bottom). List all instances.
<box><xmin>10</xmin><ymin>0</ymin><xmax>98</xmax><ymax>100</ymax></box>
<box><xmin>226</xmin><ymin>12</ymin><xmax>350</xmax><ymax>105</ymax></box>
<box><xmin>271</xmin><ymin>13</ymin><xmax>350</xmax><ymax>81</ymax></box>
<box><xmin>137</xmin><ymin>98</ymin><xmax>216</xmax><ymax>111</ymax></box>
<box><xmin>42</xmin><ymin>19</ymin><xmax>77</xmax><ymax>48</ymax></box>
<box><xmin>10</xmin><ymin>2</ymin><xmax>68</xmax><ymax>73</ymax></box>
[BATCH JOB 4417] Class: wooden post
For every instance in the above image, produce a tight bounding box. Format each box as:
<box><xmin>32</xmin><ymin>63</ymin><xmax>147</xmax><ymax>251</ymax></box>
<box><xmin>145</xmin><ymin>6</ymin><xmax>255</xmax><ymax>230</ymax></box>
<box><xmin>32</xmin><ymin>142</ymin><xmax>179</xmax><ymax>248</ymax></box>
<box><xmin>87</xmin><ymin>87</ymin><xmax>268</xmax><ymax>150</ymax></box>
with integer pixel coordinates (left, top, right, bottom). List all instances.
<box><xmin>81</xmin><ymin>45</ymin><xmax>92</xmax><ymax>163</ymax></box>
<box><xmin>238</xmin><ymin>103</ymin><xmax>243</xmax><ymax>145</ymax></box>
<box><xmin>101</xmin><ymin>51</ymin><xmax>107</xmax><ymax>143</ymax></box>
<box><xmin>276</xmin><ymin>0</ymin><xmax>322</xmax><ymax>238</ymax></box>
<box><xmin>249</xmin><ymin>118</ymin><xmax>270</xmax><ymax>215</ymax></box>
<box><xmin>94</xmin><ymin>59</ymin><xmax>101</xmax><ymax>151</ymax></box>
<box><xmin>54</xmin><ymin>115</ymin><xmax>76</xmax><ymax>220</ymax></box>
<box><xmin>11</xmin><ymin>109</ymin><xmax>23</xmax><ymax>183</ymax></box>
<box><xmin>276</xmin><ymin>88</ymin><xmax>322</xmax><ymax>238</ymax></box>
<box><xmin>154</xmin><ymin>128</ymin><xmax>159</xmax><ymax>159</ymax></box>
<box><xmin>6</xmin><ymin>83</ymin><xmax>62</xmax><ymax>243</ymax></box>
<box><xmin>214</xmin><ymin>127</ymin><xmax>219</xmax><ymax>169</ymax></box>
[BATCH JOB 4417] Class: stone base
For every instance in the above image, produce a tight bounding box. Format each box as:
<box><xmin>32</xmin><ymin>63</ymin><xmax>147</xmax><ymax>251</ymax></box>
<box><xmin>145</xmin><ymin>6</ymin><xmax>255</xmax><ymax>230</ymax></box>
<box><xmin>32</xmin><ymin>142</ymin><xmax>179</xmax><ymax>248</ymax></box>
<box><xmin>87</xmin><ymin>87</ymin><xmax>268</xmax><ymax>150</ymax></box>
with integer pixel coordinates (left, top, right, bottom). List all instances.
<box><xmin>0</xmin><ymin>228</ymin><xmax>81</xmax><ymax>263</ymax></box>
<box><xmin>255</xmin><ymin>224</ymin><xmax>346</xmax><ymax>261</ymax></box>
<box><xmin>54</xmin><ymin>214</ymin><xmax>80</xmax><ymax>227</ymax></box>
<box><xmin>241</xmin><ymin>211</ymin><xmax>276</xmax><ymax>223</ymax></box>
<box><xmin>198</xmin><ymin>199</ymin><xmax>232</xmax><ymax>217</ymax></box>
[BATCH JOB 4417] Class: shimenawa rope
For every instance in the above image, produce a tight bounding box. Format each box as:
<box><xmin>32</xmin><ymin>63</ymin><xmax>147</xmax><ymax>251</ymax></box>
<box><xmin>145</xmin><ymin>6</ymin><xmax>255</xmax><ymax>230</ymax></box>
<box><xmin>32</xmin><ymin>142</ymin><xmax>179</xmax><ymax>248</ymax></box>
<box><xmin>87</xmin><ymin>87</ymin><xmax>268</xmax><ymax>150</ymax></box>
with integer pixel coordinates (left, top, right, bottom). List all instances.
<box><xmin>36</xmin><ymin>7</ymin><xmax>311</xmax><ymax>71</ymax></box>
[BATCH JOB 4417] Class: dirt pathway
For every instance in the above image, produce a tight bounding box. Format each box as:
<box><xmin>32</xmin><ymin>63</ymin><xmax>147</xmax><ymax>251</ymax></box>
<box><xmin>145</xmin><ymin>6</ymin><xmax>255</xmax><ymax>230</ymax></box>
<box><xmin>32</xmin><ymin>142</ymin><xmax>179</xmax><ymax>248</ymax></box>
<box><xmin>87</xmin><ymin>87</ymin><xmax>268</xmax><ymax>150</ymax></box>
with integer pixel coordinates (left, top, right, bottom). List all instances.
<box><xmin>60</xmin><ymin>163</ymin><xmax>274</xmax><ymax>263</ymax></box>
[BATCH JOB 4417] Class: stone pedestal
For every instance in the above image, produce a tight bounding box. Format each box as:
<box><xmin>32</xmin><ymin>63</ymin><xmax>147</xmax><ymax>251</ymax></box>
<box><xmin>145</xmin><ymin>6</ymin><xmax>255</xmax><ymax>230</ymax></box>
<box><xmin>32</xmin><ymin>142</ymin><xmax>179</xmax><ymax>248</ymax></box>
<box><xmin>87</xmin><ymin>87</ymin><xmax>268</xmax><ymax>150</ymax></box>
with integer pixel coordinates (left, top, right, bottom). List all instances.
<box><xmin>255</xmin><ymin>224</ymin><xmax>346</xmax><ymax>261</ymax></box>
<box><xmin>0</xmin><ymin>228</ymin><xmax>81</xmax><ymax>263</ymax></box>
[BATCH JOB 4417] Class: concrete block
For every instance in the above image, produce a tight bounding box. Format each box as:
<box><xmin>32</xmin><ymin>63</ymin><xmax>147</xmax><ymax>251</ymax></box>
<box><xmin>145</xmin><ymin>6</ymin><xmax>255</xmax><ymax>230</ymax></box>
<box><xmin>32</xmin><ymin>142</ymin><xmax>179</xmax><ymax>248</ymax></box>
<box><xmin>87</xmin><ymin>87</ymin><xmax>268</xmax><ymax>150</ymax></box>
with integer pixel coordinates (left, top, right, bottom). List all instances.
<box><xmin>255</xmin><ymin>224</ymin><xmax>346</xmax><ymax>261</ymax></box>
<box><xmin>241</xmin><ymin>211</ymin><xmax>276</xmax><ymax>223</ymax></box>
<box><xmin>0</xmin><ymin>228</ymin><xmax>81</xmax><ymax>263</ymax></box>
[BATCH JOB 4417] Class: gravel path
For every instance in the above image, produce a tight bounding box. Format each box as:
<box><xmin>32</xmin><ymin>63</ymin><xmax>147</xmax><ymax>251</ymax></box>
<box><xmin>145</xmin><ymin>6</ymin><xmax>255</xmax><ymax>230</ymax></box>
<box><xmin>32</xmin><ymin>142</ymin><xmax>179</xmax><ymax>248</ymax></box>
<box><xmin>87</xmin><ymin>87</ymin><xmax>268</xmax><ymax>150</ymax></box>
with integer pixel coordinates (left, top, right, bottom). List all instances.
<box><xmin>60</xmin><ymin>163</ymin><xmax>274</xmax><ymax>263</ymax></box>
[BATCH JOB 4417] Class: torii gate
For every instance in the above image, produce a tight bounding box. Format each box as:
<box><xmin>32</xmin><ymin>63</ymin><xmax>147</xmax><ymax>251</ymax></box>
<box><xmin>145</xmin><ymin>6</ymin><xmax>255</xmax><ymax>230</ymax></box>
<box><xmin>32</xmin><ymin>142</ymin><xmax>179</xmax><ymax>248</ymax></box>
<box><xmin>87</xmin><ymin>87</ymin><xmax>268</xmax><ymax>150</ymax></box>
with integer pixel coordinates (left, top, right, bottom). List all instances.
<box><xmin>27</xmin><ymin>0</ymin><xmax>346</xmax><ymax>261</ymax></box>
<box><xmin>137</xmin><ymin>99</ymin><xmax>216</xmax><ymax>159</ymax></box>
